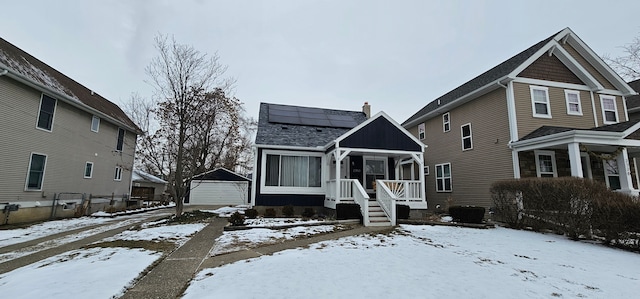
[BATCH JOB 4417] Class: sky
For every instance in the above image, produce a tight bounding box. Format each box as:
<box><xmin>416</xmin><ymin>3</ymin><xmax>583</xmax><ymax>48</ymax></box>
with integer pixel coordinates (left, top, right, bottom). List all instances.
<box><xmin>1</xmin><ymin>0</ymin><xmax>639</xmax><ymax>123</ymax></box>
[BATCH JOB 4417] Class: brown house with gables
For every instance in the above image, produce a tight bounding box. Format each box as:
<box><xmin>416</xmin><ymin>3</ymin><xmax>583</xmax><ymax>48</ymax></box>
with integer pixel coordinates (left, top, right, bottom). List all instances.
<box><xmin>403</xmin><ymin>27</ymin><xmax>639</xmax><ymax>211</ymax></box>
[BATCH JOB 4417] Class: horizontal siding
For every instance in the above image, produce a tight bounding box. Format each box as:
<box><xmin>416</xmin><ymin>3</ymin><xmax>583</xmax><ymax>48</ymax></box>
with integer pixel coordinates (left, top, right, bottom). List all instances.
<box><xmin>514</xmin><ymin>82</ymin><xmax>598</xmax><ymax>138</ymax></box>
<box><xmin>0</xmin><ymin>76</ymin><xmax>136</xmax><ymax>204</ymax></box>
<box><xmin>408</xmin><ymin>88</ymin><xmax>513</xmax><ymax>210</ymax></box>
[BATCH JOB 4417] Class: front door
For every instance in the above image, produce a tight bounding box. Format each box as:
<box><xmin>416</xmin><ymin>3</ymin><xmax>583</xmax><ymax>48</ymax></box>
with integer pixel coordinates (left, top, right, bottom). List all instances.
<box><xmin>364</xmin><ymin>157</ymin><xmax>387</xmax><ymax>193</ymax></box>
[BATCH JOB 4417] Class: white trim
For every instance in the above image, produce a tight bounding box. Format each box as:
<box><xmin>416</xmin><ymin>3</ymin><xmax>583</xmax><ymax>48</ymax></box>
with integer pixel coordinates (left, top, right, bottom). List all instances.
<box><xmin>512</xmin><ymin>77</ymin><xmax>590</xmax><ymax>91</ymax></box>
<box><xmin>418</xmin><ymin>123</ymin><xmax>425</xmax><ymax>140</ymax></box>
<box><xmin>564</xmin><ymin>89</ymin><xmax>582</xmax><ymax>116</ymax></box>
<box><xmin>259</xmin><ymin>149</ymin><xmax>325</xmax><ymax>195</ymax></box>
<box><xmin>84</xmin><ymin>161</ymin><xmax>94</xmax><ymax>179</ymax></box>
<box><xmin>603</xmin><ymin>160</ymin><xmax>620</xmax><ymax>190</ymax></box>
<box><xmin>580</xmin><ymin>152</ymin><xmax>592</xmax><ymax>179</ymax></box>
<box><xmin>598</xmin><ymin>89</ymin><xmax>625</xmax><ymax>97</ymax></box>
<box><xmin>622</xmin><ymin>96</ymin><xmax>629</xmax><ymax>122</ymax></box>
<box><xmin>442</xmin><ymin>112</ymin><xmax>450</xmax><ymax>132</ymax></box>
<box><xmin>512</xmin><ymin>150</ymin><xmax>521</xmax><ymax>179</ymax></box>
<box><xmin>461</xmin><ymin>123</ymin><xmax>473</xmax><ymax>151</ymax></box>
<box><xmin>506</xmin><ymin>81</ymin><xmax>519</xmax><ymax>141</ymax></box>
<box><xmin>424</xmin><ymin>165</ymin><xmax>430</xmax><ymax>176</ymax></box>
<box><xmin>599</xmin><ymin>95</ymin><xmax>619</xmax><ymax>124</ymax></box>
<box><xmin>337</xmin><ymin>147</ymin><xmax>424</xmax><ymax>156</ymax></box>
<box><xmin>534</xmin><ymin>150</ymin><xmax>557</xmax><ymax>177</ymax></box>
<box><xmin>25</xmin><ymin>152</ymin><xmax>48</xmax><ymax>191</ymax></box>
<box><xmin>35</xmin><ymin>94</ymin><xmax>57</xmax><ymax>132</ymax></box>
<box><xmin>91</xmin><ymin>116</ymin><xmax>100</xmax><ymax>133</ymax></box>
<box><xmin>590</xmin><ymin>91</ymin><xmax>598</xmax><ymax>127</ymax></box>
<box><xmin>530</xmin><ymin>85</ymin><xmax>551</xmax><ymax>118</ymax></box>
<box><xmin>256</xmin><ymin>144</ymin><xmax>324</xmax><ymax>152</ymax></box>
<box><xmin>250</xmin><ymin>147</ymin><xmax>258</xmax><ymax>207</ymax></box>
<box><xmin>114</xmin><ymin>166</ymin><xmax>123</xmax><ymax>181</ymax></box>
<box><xmin>435</xmin><ymin>162</ymin><xmax>452</xmax><ymax>192</ymax></box>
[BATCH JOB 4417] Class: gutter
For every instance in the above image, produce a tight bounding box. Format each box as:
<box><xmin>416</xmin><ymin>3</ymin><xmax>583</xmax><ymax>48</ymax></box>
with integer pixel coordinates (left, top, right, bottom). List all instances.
<box><xmin>0</xmin><ymin>64</ymin><xmax>140</xmax><ymax>134</ymax></box>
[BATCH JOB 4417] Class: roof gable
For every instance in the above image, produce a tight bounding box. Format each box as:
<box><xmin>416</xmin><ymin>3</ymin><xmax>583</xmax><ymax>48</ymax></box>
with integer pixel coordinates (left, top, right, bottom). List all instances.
<box><xmin>403</xmin><ymin>27</ymin><xmax>637</xmax><ymax>128</ymax></box>
<box><xmin>0</xmin><ymin>37</ymin><xmax>139</xmax><ymax>132</ymax></box>
<box><xmin>255</xmin><ymin>102</ymin><xmax>368</xmax><ymax>148</ymax></box>
<box><xmin>337</xmin><ymin>112</ymin><xmax>423</xmax><ymax>152</ymax></box>
<box><xmin>191</xmin><ymin>168</ymin><xmax>250</xmax><ymax>181</ymax></box>
<box><xmin>518</xmin><ymin>53</ymin><xmax>584</xmax><ymax>85</ymax></box>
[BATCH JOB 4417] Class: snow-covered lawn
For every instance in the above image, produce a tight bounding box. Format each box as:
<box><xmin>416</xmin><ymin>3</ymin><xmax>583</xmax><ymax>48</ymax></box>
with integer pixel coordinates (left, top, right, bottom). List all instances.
<box><xmin>211</xmin><ymin>225</ymin><xmax>342</xmax><ymax>256</ymax></box>
<box><xmin>0</xmin><ymin>222</ymin><xmax>206</xmax><ymax>299</ymax></box>
<box><xmin>184</xmin><ymin>225</ymin><xmax>640</xmax><ymax>299</ymax></box>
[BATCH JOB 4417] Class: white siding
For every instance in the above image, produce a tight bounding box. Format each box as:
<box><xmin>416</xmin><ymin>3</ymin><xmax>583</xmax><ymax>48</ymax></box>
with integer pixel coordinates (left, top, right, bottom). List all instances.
<box><xmin>189</xmin><ymin>181</ymin><xmax>248</xmax><ymax>205</ymax></box>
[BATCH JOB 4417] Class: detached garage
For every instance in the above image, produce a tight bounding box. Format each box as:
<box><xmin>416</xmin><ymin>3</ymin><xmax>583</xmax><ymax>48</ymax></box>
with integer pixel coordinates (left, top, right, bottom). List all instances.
<box><xmin>185</xmin><ymin>168</ymin><xmax>251</xmax><ymax>206</ymax></box>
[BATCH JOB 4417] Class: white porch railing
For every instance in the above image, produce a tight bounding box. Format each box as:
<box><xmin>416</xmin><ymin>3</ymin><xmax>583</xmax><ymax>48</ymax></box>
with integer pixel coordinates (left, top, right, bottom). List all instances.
<box><xmin>378</xmin><ymin>180</ymin><xmax>423</xmax><ymax>203</ymax></box>
<box><xmin>326</xmin><ymin>179</ymin><xmax>355</xmax><ymax>200</ymax></box>
<box><xmin>351</xmin><ymin>179</ymin><xmax>371</xmax><ymax>226</ymax></box>
<box><xmin>376</xmin><ymin>180</ymin><xmax>397</xmax><ymax>226</ymax></box>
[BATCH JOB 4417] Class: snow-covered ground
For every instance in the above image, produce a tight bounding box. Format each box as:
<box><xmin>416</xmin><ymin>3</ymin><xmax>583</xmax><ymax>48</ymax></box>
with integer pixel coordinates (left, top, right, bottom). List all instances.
<box><xmin>0</xmin><ymin>222</ymin><xmax>206</xmax><ymax>299</ymax></box>
<box><xmin>184</xmin><ymin>225</ymin><xmax>640</xmax><ymax>299</ymax></box>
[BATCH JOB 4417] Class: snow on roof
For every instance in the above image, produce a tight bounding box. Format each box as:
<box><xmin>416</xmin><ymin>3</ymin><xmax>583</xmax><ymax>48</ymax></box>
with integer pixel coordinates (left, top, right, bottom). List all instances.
<box><xmin>133</xmin><ymin>170</ymin><xmax>167</xmax><ymax>184</ymax></box>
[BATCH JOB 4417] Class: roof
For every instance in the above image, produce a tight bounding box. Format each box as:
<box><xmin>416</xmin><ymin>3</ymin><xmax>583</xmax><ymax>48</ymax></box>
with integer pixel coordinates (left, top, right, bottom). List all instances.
<box><xmin>402</xmin><ymin>31</ymin><xmax>558</xmax><ymax>126</ymax></box>
<box><xmin>132</xmin><ymin>170</ymin><xmax>167</xmax><ymax>184</ymax></box>
<box><xmin>520</xmin><ymin>120</ymin><xmax>640</xmax><ymax>141</ymax></box>
<box><xmin>626</xmin><ymin>79</ymin><xmax>640</xmax><ymax>111</ymax></box>
<box><xmin>191</xmin><ymin>168</ymin><xmax>251</xmax><ymax>182</ymax></box>
<box><xmin>0</xmin><ymin>37</ymin><xmax>139</xmax><ymax>132</ymax></box>
<box><xmin>255</xmin><ymin>102</ymin><xmax>368</xmax><ymax>148</ymax></box>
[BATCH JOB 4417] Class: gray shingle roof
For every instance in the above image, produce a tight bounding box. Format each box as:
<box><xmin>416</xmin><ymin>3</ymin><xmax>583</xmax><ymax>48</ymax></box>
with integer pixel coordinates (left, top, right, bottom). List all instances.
<box><xmin>255</xmin><ymin>103</ymin><xmax>368</xmax><ymax>148</ymax></box>
<box><xmin>626</xmin><ymin>79</ymin><xmax>640</xmax><ymax>110</ymax></box>
<box><xmin>520</xmin><ymin>120</ymin><xmax>640</xmax><ymax>141</ymax></box>
<box><xmin>402</xmin><ymin>30</ymin><xmax>559</xmax><ymax>126</ymax></box>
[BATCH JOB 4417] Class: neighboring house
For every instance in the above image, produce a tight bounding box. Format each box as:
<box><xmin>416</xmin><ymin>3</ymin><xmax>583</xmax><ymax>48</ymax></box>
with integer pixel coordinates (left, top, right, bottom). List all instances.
<box><xmin>185</xmin><ymin>168</ymin><xmax>251</xmax><ymax>206</ymax></box>
<box><xmin>403</xmin><ymin>27</ymin><xmax>639</xmax><ymax>212</ymax></box>
<box><xmin>132</xmin><ymin>169</ymin><xmax>168</xmax><ymax>205</ymax></box>
<box><xmin>253</xmin><ymin>102</ymin><xmax>426</xmax><ymax>226</ymax></box>
<box><xmin>0</xmin><ymin>37</ymin><xmax>140</xmax><ymax>225</ymax></box>
<box><xmin>625</xmin><ymin>79</ymin><xmax>640</xmax><ymax>120</ymax></box>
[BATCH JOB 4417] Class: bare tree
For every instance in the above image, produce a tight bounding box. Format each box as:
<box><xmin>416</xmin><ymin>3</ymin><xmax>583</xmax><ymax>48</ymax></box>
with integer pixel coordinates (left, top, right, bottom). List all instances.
<box><xmin>135</xmin><ymin>34</ymin><xmax>250</xmax><ymax>217</ymax></box>
<box><xmin>603</xmin><ymin>35</ymin><xmax>640</xmax><ymax>81</ymax></box>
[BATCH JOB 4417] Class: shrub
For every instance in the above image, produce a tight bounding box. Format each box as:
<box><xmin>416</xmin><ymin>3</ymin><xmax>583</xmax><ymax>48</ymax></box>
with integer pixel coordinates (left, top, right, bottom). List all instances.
<box><xmin>302</xmin><ymin>208</ymin><xmax>315</xmax><ymax>218</ymax></box>
<box><xmin>264</xmin><ymin>208</ymin><xmax>277</xmax><ymax>218</ymax></box>
<box><xmin>228</xmin><ymin>211</ymin><xmax>245</xmax><ymax>226</ymax></box>
<box><xmin>336</xmin><ymin>203</ymin><xmax>362</xmax><ymax>221</ymax></box>
<box><xmin>396</xmin><ymin>204</ymin><xmax>410</xmax><ymax>219</ymax></box>
<box><xmin>282</xmin><ymin>205</ymin><xmax>295</xmax><ymax>217</ymax></box>
<box><xmin>448</xmin><ymin>206</ymin><xmax>485</xmax><ymax>224</ymax></box>
<box><xmin>244</xmin><ymin>208</ymin><xmax>259</xmax><ymax>219</ymax></box>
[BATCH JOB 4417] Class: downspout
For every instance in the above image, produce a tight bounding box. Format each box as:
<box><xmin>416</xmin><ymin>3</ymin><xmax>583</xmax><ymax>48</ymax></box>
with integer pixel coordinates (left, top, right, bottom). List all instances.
<box><xmin>0</xmin><ymin>68</ymin><xmax>8</xmax><ymax>76</ymax></box>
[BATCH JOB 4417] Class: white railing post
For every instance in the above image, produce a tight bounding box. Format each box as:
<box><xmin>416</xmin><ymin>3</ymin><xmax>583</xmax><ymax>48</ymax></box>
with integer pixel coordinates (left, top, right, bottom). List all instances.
<box><xmin>350</xmin><ymin>179</ymin><xmax>370</xmax><ymax>226</ymax></box>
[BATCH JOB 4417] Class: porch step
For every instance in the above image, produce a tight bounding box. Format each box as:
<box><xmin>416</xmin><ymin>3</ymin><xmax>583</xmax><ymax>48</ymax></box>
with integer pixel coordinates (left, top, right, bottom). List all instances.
<box><xmin>366</xmin><ymin>201</ymin><xmax>392</xmax><ymax>226</ymax></box>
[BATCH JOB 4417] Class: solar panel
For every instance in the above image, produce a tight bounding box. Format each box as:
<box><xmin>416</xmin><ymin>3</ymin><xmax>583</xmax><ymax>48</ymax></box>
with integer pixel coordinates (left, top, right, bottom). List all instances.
<box><xmin>268</xmin><ymin>104</ymin><xmax>360</xmax><ymax>129</ymax></box>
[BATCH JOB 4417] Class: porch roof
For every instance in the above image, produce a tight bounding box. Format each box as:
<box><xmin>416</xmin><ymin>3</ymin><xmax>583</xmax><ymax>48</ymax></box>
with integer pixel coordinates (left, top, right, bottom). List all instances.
<box><xmin>255</xmin><ymin>103</ymin><xmax>368</xmax><ymax>148</ymax></box>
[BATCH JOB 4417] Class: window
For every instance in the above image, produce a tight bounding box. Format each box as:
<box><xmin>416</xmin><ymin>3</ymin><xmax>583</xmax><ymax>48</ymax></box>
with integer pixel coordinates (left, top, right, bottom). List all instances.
<box><xmin>91</xmin><ymin>116</ymin><xmax>100</xmax><ymax>132</ymax></box>
<box><xmin>424</xmin><ymin>165</ymin><xmax>430</xmax><ymax>176</ymax></box>
<box><xmin>534</xmin><ymin>150</ymin><xmax>557</xmax><ymax>177</ymax></box>
<box><xmin>37</xmin><ymin>95</ymin><xmax>56</xmax><ymax>131</ymax></box>
<box><xmin>116</xmin><ymin>128</ymin><xmax>125</xmax><ymax>151</ymax></box>
<box><xmin>265</xmin><ymin>154</ymin><xmax>321</xmax><ymax>188</ymax></box>
<box><xmin>418</xmin><ymin>123</ymin><xmax>425</xmax><ymax>140</ymax></box>
<box><xmin>600</xmin><ymin>96</ymin><xmax>618</xmax><ymax>124</ymax></box>
<box><xmin>442</xmin><ymin>112</ymin><xmax>450</xmax><ymax>132</ymax></box>
<box><xmin>565</xmin><ymin>90</ymin><xmax>582</xmax><ymax>115</ymax></box>
<box><xmin>435</xmin><ymin>163</ymin><xmax>451</xmax><ymax>192</ymax></box>
<box><xmin>365</xmin><ymin>158</ymin><xmax>387</xmax><ymax>190</ymax></box>
<box><xmin>26</xmin><ymin>153</ymin><xmax>47</xmax><ymax>191</ymax></box>
<box><xmin>530</xmin><ymin>86</ymin><xmax>551</xmax><ymax>118</ymax></box>
<box><xmin>84</xmin><ymin>162</ymin><xmax>94</xmax><ymax>178</ymax></box>
<box><xmin>604</xmin><ymin>160</ymin><xmax>620</xmax><ymax>190</ymax></box>
<box><xmin>114</xmin><ymin>166</ymin><xmax>122</xmax><ymax>181</ymax></box>
<box><xmin>461</xmin><ymin>123</ymin><xmax>472</xmax><ymax>151</ymax></box>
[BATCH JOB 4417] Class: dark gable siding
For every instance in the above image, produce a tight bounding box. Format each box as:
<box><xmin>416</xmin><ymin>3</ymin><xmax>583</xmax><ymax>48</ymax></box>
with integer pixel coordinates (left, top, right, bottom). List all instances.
<box><xmin>340</xmin><ymin>117</ymin><xmax>421</xmax><ymax>151</ymax></box>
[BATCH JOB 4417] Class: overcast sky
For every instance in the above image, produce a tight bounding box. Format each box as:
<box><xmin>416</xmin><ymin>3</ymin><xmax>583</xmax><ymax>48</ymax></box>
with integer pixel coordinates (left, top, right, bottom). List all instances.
<box><xmin>2</xmin><ymin>1</ymin><xmax>639</xmax><ymax>123</ymax></box>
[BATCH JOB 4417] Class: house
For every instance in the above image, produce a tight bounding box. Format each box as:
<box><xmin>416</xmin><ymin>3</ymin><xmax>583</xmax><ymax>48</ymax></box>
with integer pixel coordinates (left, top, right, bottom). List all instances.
<box><xmin>131</xmin><ymin>170</ymin><xmax>168</xmax><ymax>206</ymax></box>
<box><xmin>625</xmin><ymin>79</ymin><xmax>640</xmax><ymax>120</ymax></box>
<box><xmin>0</xmin><ymin>37</ymin><xmax>140</xmax><ymax>225</ymax></box>
<box><xmin>252</xmin><ymin>102</ymin><xmax>426</xmax><ymax>226</ymax></box>
<box><xmin>185</xmin><ymin>168</ymin><xmax>251</xmax><ymax>206</ymax></box>
<box><xmin>402</xmin><ymin>27</ymin><xmax>639</xmax><ymax>212</ymax></box>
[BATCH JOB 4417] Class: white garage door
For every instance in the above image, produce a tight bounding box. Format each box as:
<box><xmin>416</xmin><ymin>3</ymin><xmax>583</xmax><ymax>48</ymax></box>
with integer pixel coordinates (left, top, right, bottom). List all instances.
<box><xmin>189</xmin><ymin>181</ymin><xmax>248</xmax><ymax>205</ymax></box>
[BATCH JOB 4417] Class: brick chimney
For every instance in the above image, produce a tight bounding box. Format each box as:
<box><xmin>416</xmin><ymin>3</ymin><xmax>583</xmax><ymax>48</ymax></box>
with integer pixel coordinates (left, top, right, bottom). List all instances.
<box><xmin>362</xmin><ymin>102</ymin><xmax>371</xmax><ymax>118</ymax></box>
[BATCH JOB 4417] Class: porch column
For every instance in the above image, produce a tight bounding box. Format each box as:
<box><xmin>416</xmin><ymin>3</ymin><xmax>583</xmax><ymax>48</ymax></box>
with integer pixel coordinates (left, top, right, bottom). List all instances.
<box><xmin>417</xmin><ymin>153</ymin><xmax>425</xmax><ymax>202</ymax></box>
<box><xmin>334</xmin><ymin>151</ymin><xmax>341</xmax><ymax>201</ymax></box>
<box><xmin>567</xmin><ymin>142</ymin><xmax>583</xmax><ymax>178</ymax></box>
<box><xmin>617</xmin><ymin>148</ymin><xmax>635</xmax><ymax>193</ymax></box>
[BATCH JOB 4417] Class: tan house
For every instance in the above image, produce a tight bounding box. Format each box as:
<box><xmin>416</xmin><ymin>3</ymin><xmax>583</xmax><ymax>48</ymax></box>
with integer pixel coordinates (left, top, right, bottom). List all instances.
<box><xmin>403</xmin><ymin>28</ymin><xmax>639</xmax><ymax>212</ymax></box>
<box><xmin>0</xmin><ymin>37</ymin><xmax>140</xmax><ymax>225</ymax></box>
<box><xmin>626</xmin><ymin>79</ymin><xmax>640</xmax><ymax>120</ymax></box>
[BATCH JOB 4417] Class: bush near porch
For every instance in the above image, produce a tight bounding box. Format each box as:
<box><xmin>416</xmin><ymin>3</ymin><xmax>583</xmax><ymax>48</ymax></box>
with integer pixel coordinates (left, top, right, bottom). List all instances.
<box><xmin>491</xmin><ymin>177</ymin><xmax>640</xmax><ymax>251</ymax></box>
